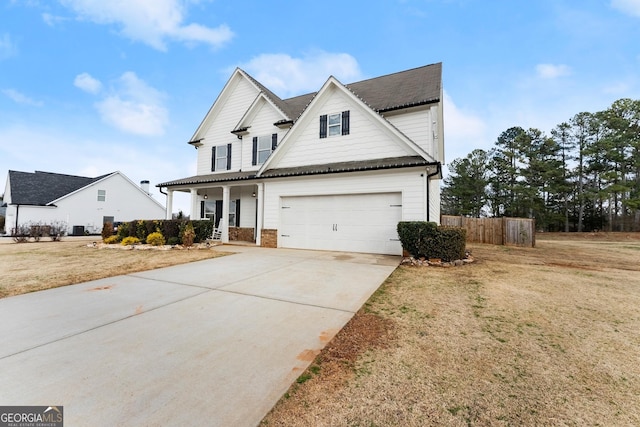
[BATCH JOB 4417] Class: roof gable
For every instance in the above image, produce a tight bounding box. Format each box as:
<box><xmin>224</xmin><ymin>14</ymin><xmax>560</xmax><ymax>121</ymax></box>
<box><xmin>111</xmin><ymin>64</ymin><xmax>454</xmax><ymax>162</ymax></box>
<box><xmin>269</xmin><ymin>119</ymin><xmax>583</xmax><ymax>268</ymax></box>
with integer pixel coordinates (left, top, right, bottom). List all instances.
<box><xmin>7</xmin><ymin>170</ymin><xmax>110</xmax><ymax>206</ymax></box>
<box><xmin>258</xmin><ymin>76</ymin><xmax>436</xmax><ymax>174</ymax></box>
<box><xmin>189</xmin><ymin>68</ymin><xmax>263</xmax><ymax>143</ymax></box>
<box><xmin>232</xmin><ymin>92</ymin><xmax>289</xmax><ymax>132</ymax></box>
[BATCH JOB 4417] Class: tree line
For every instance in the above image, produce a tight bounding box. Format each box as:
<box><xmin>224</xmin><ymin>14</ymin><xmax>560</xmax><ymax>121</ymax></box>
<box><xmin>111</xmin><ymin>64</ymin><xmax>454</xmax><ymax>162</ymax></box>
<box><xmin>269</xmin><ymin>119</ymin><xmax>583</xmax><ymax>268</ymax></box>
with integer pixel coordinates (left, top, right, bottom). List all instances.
<box><xmin>441</xmin><ymin>98</ymin><xmax>640</xmax><ymax>232</ymax></box>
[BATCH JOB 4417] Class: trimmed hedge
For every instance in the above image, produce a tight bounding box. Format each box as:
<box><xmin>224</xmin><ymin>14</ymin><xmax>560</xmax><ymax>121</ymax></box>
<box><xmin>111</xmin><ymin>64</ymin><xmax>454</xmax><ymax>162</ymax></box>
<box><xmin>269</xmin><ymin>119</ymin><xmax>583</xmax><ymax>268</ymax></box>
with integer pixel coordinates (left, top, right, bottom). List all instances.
<box><xmin>111</xmin><ymin>219</ymin><xmax>214</xmax><ymax>244</ymax></box>
<box><xmin>397</xmin><ymin>221</ymin><xmax>466</xmax><ymax>262</ymax></box>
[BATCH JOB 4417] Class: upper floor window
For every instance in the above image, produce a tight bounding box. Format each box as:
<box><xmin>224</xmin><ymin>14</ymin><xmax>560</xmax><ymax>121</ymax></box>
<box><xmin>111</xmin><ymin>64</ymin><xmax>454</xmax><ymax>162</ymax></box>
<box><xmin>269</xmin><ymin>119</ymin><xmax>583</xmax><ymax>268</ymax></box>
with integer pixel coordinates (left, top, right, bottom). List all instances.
<box><xmin>211</xmin><ymin>143</ymin><xmax>232</xmax><ymax>171</ymax></box>
<box><xmin>97</xmin><ymin>189</ymin><xmax>106</xmax><ymax>202</ymax></box>
<box><xmin>252</xmin><ymin>134</ymin><xmax>277</xmax><ymax>165</ymax></box>
<box><xmin>320</xmin><ymin>110</ymin><xmax>350</xmax><ymax>139</ymax></box>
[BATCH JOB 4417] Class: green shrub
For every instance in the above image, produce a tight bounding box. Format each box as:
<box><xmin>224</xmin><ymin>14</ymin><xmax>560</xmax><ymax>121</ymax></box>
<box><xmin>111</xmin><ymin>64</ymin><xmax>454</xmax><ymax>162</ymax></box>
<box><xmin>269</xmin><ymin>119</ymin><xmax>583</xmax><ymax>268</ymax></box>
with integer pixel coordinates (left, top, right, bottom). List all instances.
<box><xmin>192</xmin><ymin>220</ymin><xmax>215</xmax><ymax>242</ymax></box>
<box><xmin>397</xmin><ymin>221</ymin><xmax>438</xmax><ymax>257</ymax></box>
<box><xmin>397</xmin><ymin>221</ymin><xmax>466</xmax><ymax>262</ymax></box>
<box><xmin>121</xmin><ymin>236</ymin><xmax>140</xmax><ymax>246</ymax></box>
<box><xmin>146</xmin><ymin>231</ymin><xmax>166</xmax><ymax>246</ymax></box>
<box><xmin>162</xmin><ymin>220</ymin><xmax>181</xmax><ymax>241</ymax></box>
<box><xmin>182</xmin><ymin>223</ymin><xmax>195</xmax><ymax>247</ymax></box>
<box><xmin>102</xmin><ymin>222</ymin><xmax>114</xmax><ymax>240</ymax></box>
<box><xmin>117</xmin><ymin>222</ymin><xmax>130</xmax><ymax>240</ymax></box>
<box><xmin>136</xmin><ymin>220</ymin><xmax>148</xmax><ymax>241</ymax></box>
<box><xmin>104</xmin><ymin>235</ymin><xmax>120</xmax><ymax>244</ymax></box>
<box><xmin>167</xmin><ymin>236</ymin><xmax>180</xmax><ymax>246</ymax></box>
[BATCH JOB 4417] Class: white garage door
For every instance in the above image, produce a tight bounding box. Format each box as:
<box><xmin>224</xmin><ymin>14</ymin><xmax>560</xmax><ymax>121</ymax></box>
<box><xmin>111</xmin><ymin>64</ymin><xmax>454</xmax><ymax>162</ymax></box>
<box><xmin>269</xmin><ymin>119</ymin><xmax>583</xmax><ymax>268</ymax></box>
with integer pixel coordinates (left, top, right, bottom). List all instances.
<box><xmin>279</xmin><ymin>193</ymin><xmax>403</xmax><ymax>255</ymax></box>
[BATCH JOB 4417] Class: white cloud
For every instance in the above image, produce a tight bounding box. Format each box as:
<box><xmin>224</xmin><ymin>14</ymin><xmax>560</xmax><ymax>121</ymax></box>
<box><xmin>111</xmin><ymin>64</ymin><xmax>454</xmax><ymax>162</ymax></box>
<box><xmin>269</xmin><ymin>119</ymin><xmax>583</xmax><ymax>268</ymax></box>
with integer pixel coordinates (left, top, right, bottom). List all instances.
<box><xmin>536</xmin><ymin>63</ymin><xmax>572</xmax><ymax>79</ymax></box>
<box><xmin>238</xmin><ymin>51</ymin><xmax>364</xmax><ymax>97</ymax></box>
<box><xmin>0</xmin><ymin>33</ymin><xmax>17</xmax><ymax>60</ymax></box>
<box><xmin>95</xmin><ymin>72</ymin><xmax>168</xmax><ymax>136</ymax></box>
<box><xmin>611</xmin><ymin>0</ymin><xmax>640</xmax><ymax>17</ymax></box>
<box><xmin>74</xmin><ymin>72</ymin><xmax>103</xmax><ymax>94</ymax></box>
<box><xmin>2</xmin><ymin>89</ymin><xmax>44</xmax><ymax>107</ymax></box>
<box><xmin>442</xmin><ymin>90</ymin><xmax>488</xmax><ymax>164</ymax></box>
<box><xmin>59</xmin><ymin>0</ymin><xmax>233</xmax><ymax>51</ymax></box>
<box><xmin>42</xmin><ymin>13</ymin><xmax>70</xmax><ymax>26</ymax></box>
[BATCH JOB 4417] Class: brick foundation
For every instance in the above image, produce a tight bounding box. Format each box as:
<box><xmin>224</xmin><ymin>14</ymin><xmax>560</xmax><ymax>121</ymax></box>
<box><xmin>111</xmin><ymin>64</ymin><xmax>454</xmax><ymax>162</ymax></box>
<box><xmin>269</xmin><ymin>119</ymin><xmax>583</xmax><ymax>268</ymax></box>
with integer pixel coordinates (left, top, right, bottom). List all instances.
<box><xmin>228</xmin><ymin>227</ymin><xmax>255</xmax><ymax>242</ymax></box>
<box><xmin>260</xmin><ymin>229</ymin><xmax>277</xmax><ymax>248</ymax></box>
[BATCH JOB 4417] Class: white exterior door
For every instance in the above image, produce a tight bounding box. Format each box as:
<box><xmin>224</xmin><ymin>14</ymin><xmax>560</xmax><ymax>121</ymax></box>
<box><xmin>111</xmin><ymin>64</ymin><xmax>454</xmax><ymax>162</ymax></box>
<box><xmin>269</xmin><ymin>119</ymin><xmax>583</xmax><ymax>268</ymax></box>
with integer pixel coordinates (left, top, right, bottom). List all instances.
<box><xmin>279</xmin><ymin>193</ymin><xmax>403</xmax><ymax>255</ymax></box>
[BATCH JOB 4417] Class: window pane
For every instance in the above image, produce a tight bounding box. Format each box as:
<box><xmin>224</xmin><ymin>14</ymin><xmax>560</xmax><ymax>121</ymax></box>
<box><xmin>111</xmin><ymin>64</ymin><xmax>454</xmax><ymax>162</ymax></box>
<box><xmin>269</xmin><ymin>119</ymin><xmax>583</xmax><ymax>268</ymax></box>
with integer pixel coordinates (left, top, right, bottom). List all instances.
<box><xmin>258</xmin><ymin>149</ymin><xmax>270</xmax><ymax>164</ymax></box>
<box><xmin>217</xmin><ymin>145</ymin><xmax>227</xmax><ymax>157</ymax></box>
<box><xmin>328</xmin><ymin>125</ymin><xmax>341</xmax><ymax>136</ymax></box>
<box><xmin>328</xmin><ymin>113</ymin><xmax>341</xmax><ymax>125</ymax></box>
<box><xmin>258</xmin><ymin>135</ymin><xmax>271</xmax><ymax>149</ymax></box>
<box><xmin>216</xmin><ymin>158</ymin><xmax>227</xmax><ymax>170</ymax></box>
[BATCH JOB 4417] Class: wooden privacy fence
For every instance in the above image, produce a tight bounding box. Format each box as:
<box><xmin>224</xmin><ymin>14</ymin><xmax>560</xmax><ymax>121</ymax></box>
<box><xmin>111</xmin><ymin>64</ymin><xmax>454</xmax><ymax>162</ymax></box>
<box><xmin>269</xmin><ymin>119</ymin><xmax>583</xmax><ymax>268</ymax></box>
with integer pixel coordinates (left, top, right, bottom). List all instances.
<box><xmin>440</xmin><ymin>216</ymin><xmax>535</xmax><ymax>247</ymax></box>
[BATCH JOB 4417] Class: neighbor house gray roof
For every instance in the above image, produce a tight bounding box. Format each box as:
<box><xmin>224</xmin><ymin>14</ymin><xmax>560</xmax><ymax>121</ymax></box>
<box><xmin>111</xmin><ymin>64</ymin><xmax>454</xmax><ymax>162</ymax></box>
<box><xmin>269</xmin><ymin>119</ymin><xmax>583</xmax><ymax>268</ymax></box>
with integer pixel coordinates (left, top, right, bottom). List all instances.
<box><xmin>243</xmin><ymin>62</ymin><xmax>442</xmax><ymax>122</ymax></box>
<box><xmin>157</xmin><ymin>157</ymin><xmax>435</xmax><ymax>188</ymax></box>
<box><xmin>7</xmin><ymin>170</ymin><xmax>110</xmax><ymax>205</ymax></box>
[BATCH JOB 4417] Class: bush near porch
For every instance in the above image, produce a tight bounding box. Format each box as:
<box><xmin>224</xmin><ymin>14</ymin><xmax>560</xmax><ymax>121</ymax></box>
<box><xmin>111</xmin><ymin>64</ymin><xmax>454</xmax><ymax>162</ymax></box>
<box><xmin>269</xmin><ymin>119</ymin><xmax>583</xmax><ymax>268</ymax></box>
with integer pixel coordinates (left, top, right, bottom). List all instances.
<box><xmin>108</xmin><ymin>219</ymin><xmax>215</xmax><ymax>244</ymax></box>
<box><xmin>397</xmin><ymin>221</ymin><xmax>466</xmax><ymax>261</ymax></box>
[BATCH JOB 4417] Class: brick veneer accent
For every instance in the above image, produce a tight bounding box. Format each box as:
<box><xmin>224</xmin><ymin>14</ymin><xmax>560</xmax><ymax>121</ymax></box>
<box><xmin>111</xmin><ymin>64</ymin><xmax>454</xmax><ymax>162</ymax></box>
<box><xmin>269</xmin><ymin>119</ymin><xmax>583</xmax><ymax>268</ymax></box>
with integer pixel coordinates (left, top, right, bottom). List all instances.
<box><xmin>260</xmin><ymin>229</ymin><xmax>277</xmax><ymax>248</ymax></box>
<box><xmin>229</xmin><ymin>227</ymin><xmax>255</xmax><ymax>242</ymax></box>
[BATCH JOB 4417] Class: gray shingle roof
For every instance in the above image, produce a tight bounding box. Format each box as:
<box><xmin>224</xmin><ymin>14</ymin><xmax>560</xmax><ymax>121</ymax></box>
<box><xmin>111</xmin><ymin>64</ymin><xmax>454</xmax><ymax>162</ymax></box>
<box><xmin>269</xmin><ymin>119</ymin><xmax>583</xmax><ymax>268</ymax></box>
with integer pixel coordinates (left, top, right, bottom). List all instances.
<box><xmin>346</xmin><ymin>63</ymin><xmax>442</xmax><ymax>112</ymax></box>
<box><xmin>242</xmin><ymin>62</ymin><xmax>442</xmax><ymax>121</ymax></box>
<box><xmin>8</xmin><ymin>170</ymin><xmax>110</xmax><ymax>205</ymax></box>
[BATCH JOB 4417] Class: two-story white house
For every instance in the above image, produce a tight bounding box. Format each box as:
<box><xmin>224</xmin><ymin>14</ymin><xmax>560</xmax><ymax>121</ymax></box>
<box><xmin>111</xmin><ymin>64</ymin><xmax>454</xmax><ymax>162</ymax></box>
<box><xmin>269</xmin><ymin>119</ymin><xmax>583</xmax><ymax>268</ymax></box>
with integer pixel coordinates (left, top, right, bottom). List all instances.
<box><xmin>158</xmin><ymin>63</ymin><xmax>444</xmax><ymax>255</ymax></box>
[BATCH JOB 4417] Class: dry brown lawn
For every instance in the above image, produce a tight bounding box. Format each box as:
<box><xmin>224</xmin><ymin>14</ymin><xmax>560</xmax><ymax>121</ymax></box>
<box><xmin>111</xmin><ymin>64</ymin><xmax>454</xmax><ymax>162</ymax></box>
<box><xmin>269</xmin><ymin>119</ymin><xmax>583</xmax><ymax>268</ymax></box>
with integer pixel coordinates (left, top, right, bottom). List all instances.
<box><xmin>262</xmin><ymin>233</ymin><xmax>640</xmax><ymax>426</ymax></box>
<box><xmin>0</xmin><ymin>238</ymin><xmax>224</xmax><ymax>298</ymax></box>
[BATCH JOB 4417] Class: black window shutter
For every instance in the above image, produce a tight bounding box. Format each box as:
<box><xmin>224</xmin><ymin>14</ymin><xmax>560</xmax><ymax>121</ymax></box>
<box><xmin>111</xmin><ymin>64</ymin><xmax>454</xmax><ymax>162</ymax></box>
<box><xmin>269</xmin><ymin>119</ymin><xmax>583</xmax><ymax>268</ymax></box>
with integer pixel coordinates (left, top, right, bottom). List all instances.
<box><xmin>226</xmin><ymin>143</ymin><xmax>232</xmax><ymax>170</ymax></box>
<box><xmin>235</xmin><ymin>199</ymin><xmax>241</xmax><ymax>226</ymax></box>
<box><xmin>342</xmin><ymin>110</ymin><xmax>350</xmax><ymax>135</ymax></box>
<box><xmin>200</xmin><ymin>201</ymin><xmax>205</xmax><ymax>219</ymax></box>
<box><xmin>319</xmin><ymin>114</ymin><xmax>327</xmax><ymax>138</ymax></box>
<box><xmin>252</xmin><ymin>137</ymin><xmax>258</xmax><ymax>166</ymax></box>
<box><xmin>211</xmin><ymin>146</ymin><xmax>216</xmax><ymax>171</ymax></box>
<box><xmin>271</xmin><ymin>133</ymin><xmax>278</xmax><ymax>150</ymax></box>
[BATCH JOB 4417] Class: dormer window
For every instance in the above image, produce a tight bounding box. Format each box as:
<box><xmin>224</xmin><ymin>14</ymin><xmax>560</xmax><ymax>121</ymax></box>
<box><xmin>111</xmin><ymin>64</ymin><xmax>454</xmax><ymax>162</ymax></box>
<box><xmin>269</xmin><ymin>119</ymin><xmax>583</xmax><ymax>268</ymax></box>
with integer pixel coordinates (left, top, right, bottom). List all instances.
<box><xmin>320</xmin><ymin>111</ymin><xmax>350</xmax><ymax>139</ymax></box>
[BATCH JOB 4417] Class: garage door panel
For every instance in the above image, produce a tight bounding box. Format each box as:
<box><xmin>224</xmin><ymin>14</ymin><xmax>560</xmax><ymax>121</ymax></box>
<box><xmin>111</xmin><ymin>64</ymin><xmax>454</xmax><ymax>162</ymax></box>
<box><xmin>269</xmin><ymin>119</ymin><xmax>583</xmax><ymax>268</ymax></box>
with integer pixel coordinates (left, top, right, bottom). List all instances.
<box><xmin>280</xmin><ymin>193</ymin><xmax>402</xmax><ymax>255</ymax></box>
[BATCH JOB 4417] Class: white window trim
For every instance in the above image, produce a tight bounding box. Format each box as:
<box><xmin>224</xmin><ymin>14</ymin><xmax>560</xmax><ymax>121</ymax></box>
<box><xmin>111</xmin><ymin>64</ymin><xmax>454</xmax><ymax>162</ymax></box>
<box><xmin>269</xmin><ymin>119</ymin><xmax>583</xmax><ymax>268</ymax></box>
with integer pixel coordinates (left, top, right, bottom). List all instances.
<box><xmin>257</xmin><ymin>135</ymin><xmax>272</xmax><ymax>165</ymax></box>
<box><xmin>216</xmin><ymin>145</ymin><xmax>228</xmax><ymax>170</ymax></box>
<box><xmin>328</xmin><ymin>112</ymin><xmax>342</xmax><ymax>137</ymax></box>
<box><xmin>97</xmin><ymin>189</ymin><xmax>106</xmax><ymax>202</ymax></box>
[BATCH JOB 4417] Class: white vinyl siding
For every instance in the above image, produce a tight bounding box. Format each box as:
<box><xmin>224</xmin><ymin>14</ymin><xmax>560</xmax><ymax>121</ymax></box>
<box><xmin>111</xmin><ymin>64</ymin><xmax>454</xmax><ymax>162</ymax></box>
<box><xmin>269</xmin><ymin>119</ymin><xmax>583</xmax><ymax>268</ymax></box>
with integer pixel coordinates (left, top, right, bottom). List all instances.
<box><xmin>196</xmin><ymin>77</ymin><xmax>259</xmax><ymax>175</ymax></box>
<box><xmin>275</xmin><ymin>88</ymin><xmax>414</xmax><ymax>168</ymax></box>
<box><xmin>243</xmin><ymin>100</ymin><xmax>285</xmax><ymax>170</ymax></box>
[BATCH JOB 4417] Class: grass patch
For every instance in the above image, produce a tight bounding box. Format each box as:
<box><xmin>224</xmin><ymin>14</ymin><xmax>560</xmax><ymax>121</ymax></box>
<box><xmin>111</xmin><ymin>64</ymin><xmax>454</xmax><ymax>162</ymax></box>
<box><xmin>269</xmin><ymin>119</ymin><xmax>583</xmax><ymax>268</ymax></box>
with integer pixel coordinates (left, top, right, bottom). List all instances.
<box><xmin>0</xmin><ymin>238</ymin><xmax>225</xmax><ymax>298</ymax></box>
<box><xmin>262</xmin><ymin>233</ymin><xmax>640</xmax><ymax>426</ymax></box>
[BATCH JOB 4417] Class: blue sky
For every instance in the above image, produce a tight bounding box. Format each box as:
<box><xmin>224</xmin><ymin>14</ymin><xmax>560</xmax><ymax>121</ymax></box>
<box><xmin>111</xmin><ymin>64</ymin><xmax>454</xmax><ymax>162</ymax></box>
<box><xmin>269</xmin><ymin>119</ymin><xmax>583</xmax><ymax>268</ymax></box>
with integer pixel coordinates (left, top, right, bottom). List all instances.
<box><xmin>1</xmin><ymin>0</ymin><xmax>639</xmax><ymax>213</ymax></box>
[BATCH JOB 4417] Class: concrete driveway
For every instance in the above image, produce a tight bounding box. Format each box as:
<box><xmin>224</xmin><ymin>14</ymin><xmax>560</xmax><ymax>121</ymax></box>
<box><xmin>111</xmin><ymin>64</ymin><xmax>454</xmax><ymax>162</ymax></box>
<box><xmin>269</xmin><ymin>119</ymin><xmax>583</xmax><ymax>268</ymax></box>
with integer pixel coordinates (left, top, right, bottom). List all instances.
<box><xmin>0</xmin><ymin>245</ymin><xmax>399</xmax><ymax>426</ymax></box>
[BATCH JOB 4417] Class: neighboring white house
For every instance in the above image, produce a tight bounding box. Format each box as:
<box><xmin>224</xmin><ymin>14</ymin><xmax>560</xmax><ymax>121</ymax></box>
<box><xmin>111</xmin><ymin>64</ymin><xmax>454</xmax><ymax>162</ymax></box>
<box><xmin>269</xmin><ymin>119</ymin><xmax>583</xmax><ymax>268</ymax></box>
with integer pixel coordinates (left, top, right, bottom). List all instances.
<box><xmin>2</xmin><ymin>170</ymin><xmax>166</xmax><ymax>235</ymax></box>
<box><xmin>158</xmin><ymin>63</ymin><xmax>444</xmax><ymax>255</ymax></box>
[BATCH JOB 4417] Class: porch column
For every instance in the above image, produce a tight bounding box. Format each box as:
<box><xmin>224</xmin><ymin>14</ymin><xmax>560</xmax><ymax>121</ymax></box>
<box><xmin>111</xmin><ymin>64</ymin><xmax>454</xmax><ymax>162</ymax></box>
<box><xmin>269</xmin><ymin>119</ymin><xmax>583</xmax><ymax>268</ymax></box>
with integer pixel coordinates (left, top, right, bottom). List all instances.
<box><xmin>221</xmin><ymin>185</ymin><xmax>230</xmax><ymax>243</ymax></box>
<box><xmin>166</xmin><ymin>189</ymin><xmax>174</xmax><ymax>220</ymax></box>
<box><xmin>256</xmin><ymin>183</ymin><xmax>264</xmax><ymax>246</ymax></box>
<box><xmin>190</xmin><ymin>188</ymin><xmax>199</xmax><ymax>220</ymax></box>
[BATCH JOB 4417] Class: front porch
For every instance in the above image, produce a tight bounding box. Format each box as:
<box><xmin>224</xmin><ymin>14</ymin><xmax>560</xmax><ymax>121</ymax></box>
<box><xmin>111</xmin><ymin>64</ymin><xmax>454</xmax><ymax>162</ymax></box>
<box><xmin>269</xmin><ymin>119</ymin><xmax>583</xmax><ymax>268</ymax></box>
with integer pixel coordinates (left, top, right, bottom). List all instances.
<box><xmin>164</xmin><ymin>178</ymin><xmax>270</xmax><ymax>247</ymax></box>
